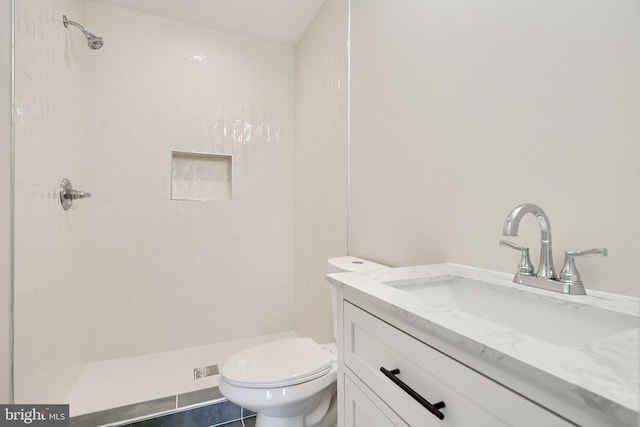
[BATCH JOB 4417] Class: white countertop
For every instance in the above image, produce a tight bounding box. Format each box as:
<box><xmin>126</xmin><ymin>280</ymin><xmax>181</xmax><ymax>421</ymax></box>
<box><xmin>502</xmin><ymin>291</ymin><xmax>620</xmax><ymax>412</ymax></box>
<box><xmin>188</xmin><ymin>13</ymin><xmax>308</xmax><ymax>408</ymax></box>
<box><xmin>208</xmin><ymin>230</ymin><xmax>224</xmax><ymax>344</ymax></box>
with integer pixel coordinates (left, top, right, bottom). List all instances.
<box><xmin>327</xmin><ymin>263</ymin><xmax>639</xmax><ymax>426</ymax></box>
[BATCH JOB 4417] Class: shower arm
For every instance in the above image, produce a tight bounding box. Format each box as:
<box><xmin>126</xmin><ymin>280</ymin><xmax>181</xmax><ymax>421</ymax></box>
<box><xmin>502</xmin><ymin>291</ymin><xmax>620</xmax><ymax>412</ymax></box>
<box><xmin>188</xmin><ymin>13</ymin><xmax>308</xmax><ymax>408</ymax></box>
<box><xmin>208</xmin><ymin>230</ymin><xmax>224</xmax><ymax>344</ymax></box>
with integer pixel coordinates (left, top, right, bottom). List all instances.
<box><xmin>62</xmin><ymin>15</ymin><xmax>88</xmax><ymax>35</ymax></box>
<box><xmin>62</xmin><ymin>15</ymin><xmax>103</xmax><ymax>50</ymax></box>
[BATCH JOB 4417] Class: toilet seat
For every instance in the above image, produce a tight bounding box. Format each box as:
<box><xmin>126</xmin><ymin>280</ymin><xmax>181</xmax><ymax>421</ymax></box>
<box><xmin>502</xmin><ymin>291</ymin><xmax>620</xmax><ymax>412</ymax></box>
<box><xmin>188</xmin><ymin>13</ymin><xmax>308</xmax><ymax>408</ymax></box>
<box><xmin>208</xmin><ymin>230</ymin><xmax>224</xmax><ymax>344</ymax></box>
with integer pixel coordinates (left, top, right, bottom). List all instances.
<box><xmin>221</xmin><ymin>338</ymin><xmax>334</xmax><ymax>388</ymax></box>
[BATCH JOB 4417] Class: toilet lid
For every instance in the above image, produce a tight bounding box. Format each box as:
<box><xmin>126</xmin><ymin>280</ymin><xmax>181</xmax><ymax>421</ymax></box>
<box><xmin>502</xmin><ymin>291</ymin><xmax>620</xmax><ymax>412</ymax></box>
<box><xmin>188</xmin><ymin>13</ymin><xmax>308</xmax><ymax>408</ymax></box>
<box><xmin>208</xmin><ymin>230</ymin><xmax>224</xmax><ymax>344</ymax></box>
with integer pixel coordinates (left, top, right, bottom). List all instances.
<box><xmin>222</xmin><ymin>338</ymin><xmax>334</xmax><ymax>388</ymax></box>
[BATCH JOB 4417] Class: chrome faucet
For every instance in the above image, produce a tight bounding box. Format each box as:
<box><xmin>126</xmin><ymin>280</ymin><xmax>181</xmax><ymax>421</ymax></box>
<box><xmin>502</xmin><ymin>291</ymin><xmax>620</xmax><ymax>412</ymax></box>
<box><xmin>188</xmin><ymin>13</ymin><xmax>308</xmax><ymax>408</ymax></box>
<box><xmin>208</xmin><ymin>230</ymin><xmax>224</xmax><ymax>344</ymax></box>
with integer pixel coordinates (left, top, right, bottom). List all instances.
<box><xmin>500</xmin><ymin>203</ymin><xmax>607</xmax><ymax>295</ymax></box>
<box><xmin>502</xmin><ymin>203</ymin><xmax>556</xmax><ymax>280</ymax></box>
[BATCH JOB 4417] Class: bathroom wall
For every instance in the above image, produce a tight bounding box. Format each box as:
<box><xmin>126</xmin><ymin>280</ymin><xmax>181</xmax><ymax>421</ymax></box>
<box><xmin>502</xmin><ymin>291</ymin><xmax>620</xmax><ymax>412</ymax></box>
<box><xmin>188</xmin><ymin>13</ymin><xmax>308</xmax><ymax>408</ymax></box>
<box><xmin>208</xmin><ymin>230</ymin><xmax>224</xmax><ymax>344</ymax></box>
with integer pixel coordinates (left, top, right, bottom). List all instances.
<box><xmin>13</xmin><ymin>0</ymin><xmax>89</xmax><ymax>403</ymax></box>
<box><xmin>81</xmin><ymin>2</ymin><xmax>296</xmax><ymax>360</ymax></box>
<box><xmin>13</xmin><ymin>0</ymin><xmax>296</xmax><ymax>403</ymax></box>
<box><xmin>349</xmin><ymin>0</ymin><xmax>640</xmax><ymax>297</ymax></box>
<box><xmin>294</xmin><ymin>0</ymin><xmax>348</xmax><ymax>344</ymax></box>
<box><xmin>0</xmin><ymin>0</ymin><xmax>13</xmax><ymax>405</ymax></box>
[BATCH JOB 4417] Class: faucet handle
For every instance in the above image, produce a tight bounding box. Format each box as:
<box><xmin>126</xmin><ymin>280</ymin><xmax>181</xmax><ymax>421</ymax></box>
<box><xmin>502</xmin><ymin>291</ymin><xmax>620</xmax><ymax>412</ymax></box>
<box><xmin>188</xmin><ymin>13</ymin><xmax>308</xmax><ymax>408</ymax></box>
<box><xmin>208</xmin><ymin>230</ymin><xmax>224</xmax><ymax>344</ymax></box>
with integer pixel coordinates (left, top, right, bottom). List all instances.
<box><xmin>499</xmin><ymin>240</ymin><xmax>534</xmax><ymax>276</ymax></box>
<box><xmin>559</xmin><ymin>248</ymin><xmax>608</xmax><ymax>284</ymax></box>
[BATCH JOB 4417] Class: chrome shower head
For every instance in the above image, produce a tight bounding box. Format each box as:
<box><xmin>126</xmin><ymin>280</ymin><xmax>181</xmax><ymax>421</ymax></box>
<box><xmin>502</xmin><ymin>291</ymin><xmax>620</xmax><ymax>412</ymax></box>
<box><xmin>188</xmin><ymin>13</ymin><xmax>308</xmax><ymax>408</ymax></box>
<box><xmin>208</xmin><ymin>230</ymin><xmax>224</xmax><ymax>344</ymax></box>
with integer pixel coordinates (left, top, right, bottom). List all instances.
<box><xmin>63</xmin><ymin>15</ymin><xmax>103</xmax><ymax>50</ymax></box>
<box><xmin>86</xmin><ymin>33</ymin><xmax>103</xmax><ymax>50</ymax></box>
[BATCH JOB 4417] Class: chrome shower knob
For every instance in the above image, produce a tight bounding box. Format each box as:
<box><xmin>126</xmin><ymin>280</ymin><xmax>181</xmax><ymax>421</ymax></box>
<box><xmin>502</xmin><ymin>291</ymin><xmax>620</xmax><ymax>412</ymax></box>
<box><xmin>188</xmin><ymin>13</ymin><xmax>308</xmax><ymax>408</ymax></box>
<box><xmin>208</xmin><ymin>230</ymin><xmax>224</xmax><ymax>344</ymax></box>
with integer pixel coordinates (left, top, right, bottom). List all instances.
<box><xmin>59</xmin><ymin>178</ymin><xmax>91</xmax><ymax>210</ymax></box>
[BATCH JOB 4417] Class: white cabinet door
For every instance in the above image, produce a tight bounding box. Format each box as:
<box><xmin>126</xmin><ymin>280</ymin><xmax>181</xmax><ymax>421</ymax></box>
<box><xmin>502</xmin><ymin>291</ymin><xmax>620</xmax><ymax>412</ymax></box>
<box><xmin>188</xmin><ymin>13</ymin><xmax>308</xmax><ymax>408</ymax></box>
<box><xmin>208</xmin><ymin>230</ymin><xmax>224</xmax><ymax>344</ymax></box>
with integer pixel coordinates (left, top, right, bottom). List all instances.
<box><xmin>344</xmin><ymin>372</ymin><xmax>409</xmax><ymax>427</ymax></box>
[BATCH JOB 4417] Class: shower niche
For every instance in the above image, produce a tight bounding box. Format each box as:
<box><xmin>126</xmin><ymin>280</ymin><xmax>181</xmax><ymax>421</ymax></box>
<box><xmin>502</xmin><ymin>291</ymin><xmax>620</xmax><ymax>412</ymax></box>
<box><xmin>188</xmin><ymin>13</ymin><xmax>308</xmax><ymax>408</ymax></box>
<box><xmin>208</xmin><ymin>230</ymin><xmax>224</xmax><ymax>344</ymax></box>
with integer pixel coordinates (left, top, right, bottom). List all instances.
<box><xmin>171</xmin><ymin>151</ymin><xmax>233</xmax><ymax>201</ymax></box>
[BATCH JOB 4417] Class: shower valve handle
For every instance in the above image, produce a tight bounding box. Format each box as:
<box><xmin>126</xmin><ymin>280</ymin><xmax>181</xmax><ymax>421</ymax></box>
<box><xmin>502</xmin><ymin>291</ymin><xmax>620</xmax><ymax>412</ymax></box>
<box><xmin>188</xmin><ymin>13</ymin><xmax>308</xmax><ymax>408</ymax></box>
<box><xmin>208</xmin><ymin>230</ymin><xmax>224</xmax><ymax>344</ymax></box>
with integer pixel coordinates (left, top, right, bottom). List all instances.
<box><xmin>63</xmin><ymin>189</ymin><xmax>91</xmax><ymax>200</ymax></box>
<box><xmin>59</xmin><ymin>178</ymin><xmax>91</xmax><ymax>210</ymax></box>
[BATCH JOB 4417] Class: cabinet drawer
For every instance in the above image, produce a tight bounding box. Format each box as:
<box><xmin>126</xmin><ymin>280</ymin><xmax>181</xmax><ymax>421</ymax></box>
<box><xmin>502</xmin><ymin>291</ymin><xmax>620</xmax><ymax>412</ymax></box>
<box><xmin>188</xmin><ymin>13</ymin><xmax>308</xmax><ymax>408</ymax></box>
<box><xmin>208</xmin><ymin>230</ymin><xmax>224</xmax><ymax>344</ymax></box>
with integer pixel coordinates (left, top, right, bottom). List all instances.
<box><xmin>344</xmin><ymin>372</ymin><xmax>409</xmax><ymax>427</ymax></box>
<box><xmin>343</xmin><ymin>301</ymin><xmax>572</xmax><ymax>426</ymax></box>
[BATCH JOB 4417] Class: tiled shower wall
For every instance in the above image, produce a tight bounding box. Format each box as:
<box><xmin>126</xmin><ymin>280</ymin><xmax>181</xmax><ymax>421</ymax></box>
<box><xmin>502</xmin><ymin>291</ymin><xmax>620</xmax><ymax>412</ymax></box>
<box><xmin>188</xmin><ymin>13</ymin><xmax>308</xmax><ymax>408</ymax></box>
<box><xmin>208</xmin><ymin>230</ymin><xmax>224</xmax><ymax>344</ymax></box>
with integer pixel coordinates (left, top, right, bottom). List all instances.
<box><xmin>294</xmin><ymin>0</ymin><xmax>348</xmax><ymax>343</ymax></box>
<box><xmin>82</xmin><ymin>2</ymin><xmax>295</xmax><ymax>361</ymax></box>
<box><xmin>14</xmin><ymin>0</ymin><xmax>296</xmax><ymax>403</ymax></box>
<box><xmin>14</xmin><ymin>0</ymin><xmax>89</xmax><ymax>403</ymax></box>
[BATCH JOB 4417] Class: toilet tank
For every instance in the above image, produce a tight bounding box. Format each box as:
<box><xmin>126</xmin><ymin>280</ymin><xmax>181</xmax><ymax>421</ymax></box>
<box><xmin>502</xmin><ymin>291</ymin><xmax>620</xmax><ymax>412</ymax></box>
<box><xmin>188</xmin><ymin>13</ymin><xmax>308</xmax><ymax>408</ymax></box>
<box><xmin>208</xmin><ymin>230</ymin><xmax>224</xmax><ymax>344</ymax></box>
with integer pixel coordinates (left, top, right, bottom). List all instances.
<box><xmin>326</xmin><ymin>256</ymin><xmax>389</xmax><ymax>275</ymax></box>
<box><xmin>326</xmin><ymin>256</ymin><xmax>390</xmax><ymax>339</ymax></box>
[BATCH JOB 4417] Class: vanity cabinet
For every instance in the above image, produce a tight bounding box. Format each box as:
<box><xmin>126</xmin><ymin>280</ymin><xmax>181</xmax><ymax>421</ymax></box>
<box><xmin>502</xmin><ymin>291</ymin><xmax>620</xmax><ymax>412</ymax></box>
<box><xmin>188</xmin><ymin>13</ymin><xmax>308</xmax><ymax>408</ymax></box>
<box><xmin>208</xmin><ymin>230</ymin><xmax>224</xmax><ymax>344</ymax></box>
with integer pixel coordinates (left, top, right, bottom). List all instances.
<box><xmin>340</xmin><ymin>300</ymin><xmax>573</xmax><ymax>427</ymax></box>
<box><xmin>344</xmin><ymin>371</ymin><xmax>408</xmax><ymax>426</ymax></box>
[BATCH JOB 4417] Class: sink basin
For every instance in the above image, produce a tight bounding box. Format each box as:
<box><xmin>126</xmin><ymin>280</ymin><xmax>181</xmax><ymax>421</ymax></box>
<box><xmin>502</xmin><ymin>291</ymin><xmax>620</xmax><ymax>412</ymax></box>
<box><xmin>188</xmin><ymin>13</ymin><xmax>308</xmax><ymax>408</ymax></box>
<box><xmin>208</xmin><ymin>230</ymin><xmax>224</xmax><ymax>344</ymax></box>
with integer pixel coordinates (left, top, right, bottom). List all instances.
<box><xmin>383</xmin><ymin>275</ymin><xmax>636</xmax><ymax>347</ymax></box>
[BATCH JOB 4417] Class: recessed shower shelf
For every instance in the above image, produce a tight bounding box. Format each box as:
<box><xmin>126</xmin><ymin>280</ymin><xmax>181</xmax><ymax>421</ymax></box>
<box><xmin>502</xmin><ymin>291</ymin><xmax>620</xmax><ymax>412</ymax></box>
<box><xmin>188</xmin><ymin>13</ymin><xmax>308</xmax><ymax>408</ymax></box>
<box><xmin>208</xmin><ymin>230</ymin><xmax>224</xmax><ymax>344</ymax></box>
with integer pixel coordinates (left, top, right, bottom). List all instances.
<box><xmin>171</xmin><ymin>151</ymin><xmax>232</xmax><ymax>201</ymax></box>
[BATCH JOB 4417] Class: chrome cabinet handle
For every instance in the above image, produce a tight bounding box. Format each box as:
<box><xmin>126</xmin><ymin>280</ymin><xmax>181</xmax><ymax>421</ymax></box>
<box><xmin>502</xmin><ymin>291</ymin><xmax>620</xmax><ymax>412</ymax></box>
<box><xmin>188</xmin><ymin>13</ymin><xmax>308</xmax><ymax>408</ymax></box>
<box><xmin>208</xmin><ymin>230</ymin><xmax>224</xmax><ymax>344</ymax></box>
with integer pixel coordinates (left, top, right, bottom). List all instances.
<box><xmin>499</xmin><ymin>240</ymin><xmax>534</xmax><ymax>276</ymax></box>
<box><xmin>380</xmin><ymin>367</ymin><xmax>446</xmax><ymax>420</ymax></box>
<box><xmin>559</xmin><ymin>248</ymin><xmax>607</xmax><ymax>284</ymax></box>
<box><xmin>59</xmin><ymin>178</ymin><xmax>91</xmax><ymax>210</ymax></box>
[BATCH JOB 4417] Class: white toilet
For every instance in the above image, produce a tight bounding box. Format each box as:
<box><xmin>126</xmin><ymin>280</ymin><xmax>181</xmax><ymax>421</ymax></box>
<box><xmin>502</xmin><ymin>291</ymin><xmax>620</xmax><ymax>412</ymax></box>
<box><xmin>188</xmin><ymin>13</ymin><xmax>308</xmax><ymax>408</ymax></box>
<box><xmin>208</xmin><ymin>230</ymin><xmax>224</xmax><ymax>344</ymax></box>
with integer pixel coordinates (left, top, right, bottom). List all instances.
<box><xmin>218</xmin><ymin>256</ymin><xmax>389</xmax><ymax>427</ymax></box>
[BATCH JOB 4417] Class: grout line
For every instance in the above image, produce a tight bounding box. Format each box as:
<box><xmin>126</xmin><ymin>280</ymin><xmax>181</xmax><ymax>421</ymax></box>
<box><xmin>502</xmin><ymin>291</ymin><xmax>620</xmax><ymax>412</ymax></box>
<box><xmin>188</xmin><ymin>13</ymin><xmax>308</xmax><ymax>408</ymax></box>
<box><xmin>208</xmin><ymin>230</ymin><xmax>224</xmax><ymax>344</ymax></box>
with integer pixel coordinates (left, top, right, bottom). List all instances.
<box><xmin>210</xmin><ymin>414</ymin><xmax>257</xmax><ymax>427</ymax></box>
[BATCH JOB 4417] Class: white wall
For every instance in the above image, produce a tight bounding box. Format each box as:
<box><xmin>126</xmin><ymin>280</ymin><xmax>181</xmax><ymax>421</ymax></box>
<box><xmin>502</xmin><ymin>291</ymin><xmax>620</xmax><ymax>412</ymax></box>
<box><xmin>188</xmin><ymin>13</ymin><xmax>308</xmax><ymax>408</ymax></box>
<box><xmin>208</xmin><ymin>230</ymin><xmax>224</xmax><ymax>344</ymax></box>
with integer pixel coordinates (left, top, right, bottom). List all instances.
<box><xmin>0</xmin><ymin>0</ymin><xmax>13</xmax><ymax>405</ymax></box>
<box><xmin>294</xmin><ymin>0</ymin><xmax>348</xmax><ymax>343</ymax></box>
<box><xmin>349</xmin><ymin>0</ymin><xmax>640</xmax><ymax>297</ymax></box>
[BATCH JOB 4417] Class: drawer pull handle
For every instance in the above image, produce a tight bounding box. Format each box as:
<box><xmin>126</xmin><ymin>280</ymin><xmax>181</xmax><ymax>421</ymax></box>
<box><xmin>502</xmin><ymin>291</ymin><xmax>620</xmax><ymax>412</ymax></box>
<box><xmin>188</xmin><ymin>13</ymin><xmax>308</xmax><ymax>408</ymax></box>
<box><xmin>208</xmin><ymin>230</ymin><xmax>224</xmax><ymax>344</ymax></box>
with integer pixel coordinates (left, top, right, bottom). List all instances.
<box><xmin>380</xmin><ymin>367</ymin><xmax>446</xmax><ymax>420</ymax></box>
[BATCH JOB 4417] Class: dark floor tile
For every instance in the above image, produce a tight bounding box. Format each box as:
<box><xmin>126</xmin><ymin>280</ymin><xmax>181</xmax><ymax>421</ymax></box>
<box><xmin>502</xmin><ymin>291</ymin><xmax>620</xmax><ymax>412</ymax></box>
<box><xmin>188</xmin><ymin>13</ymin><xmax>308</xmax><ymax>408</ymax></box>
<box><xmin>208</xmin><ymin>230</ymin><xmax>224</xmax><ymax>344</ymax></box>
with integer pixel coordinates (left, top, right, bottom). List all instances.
<box><xmin>70</xmin><ymin>396</ymin><xmax>176</xmax><ymax>427</ymax></box>
<box><xmin>219</xmin><ymin>416</ymin><xmax>256</xmax><ymax>427</ymax></box>
<box><xmin>124</xmin><ymin>400</ymin><xmax>252</xmax><ymax>427</ymax></box>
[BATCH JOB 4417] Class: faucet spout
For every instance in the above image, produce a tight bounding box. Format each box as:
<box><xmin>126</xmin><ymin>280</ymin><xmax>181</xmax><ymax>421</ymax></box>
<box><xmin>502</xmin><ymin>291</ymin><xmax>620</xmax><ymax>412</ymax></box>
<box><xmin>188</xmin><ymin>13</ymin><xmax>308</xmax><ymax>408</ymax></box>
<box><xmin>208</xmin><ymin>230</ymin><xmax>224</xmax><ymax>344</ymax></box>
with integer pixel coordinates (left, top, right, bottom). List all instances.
<box><xmin>503</xmin><ymin>203</ymin><xmax>556</xmax><ymax>280</ymax></box>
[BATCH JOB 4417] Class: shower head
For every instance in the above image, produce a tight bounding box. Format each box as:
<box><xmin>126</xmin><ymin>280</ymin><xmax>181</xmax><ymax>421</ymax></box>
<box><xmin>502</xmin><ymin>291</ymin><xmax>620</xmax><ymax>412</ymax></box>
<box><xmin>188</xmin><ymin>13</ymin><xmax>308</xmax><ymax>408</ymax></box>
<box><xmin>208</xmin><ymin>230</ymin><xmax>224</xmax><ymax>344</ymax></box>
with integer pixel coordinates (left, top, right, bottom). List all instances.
<box><xmin>63</xmin><ymin>15</ymin><xmax>103</xmax><ymax>50</ymax></box>
<box><xmin>86</xmin><ymin>33</ymin><xmax>104</xmax><ymax>50</ymax></box>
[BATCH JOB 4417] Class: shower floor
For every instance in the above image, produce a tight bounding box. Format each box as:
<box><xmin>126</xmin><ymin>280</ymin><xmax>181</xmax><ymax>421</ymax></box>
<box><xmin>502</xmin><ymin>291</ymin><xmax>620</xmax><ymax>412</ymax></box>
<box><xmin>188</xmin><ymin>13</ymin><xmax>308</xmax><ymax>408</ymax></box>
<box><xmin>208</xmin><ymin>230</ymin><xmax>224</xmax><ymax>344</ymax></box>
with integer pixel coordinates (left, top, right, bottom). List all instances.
<box><xmin>65</xmin><ymin>331</ymin><xmax>298</xmax><ymax>418</ymax></box>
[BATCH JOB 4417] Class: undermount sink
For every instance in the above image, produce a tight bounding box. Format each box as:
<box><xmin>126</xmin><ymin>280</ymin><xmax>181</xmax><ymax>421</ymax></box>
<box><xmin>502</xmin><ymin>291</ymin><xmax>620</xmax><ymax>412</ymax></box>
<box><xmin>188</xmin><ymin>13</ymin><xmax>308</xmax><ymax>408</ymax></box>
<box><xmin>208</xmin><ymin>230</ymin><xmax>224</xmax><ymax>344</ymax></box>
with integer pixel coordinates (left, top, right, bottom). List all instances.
<box><xmin>383</xmin><ymin>275</ymin><xmax>636</xmax><ymax>347</ymax></box>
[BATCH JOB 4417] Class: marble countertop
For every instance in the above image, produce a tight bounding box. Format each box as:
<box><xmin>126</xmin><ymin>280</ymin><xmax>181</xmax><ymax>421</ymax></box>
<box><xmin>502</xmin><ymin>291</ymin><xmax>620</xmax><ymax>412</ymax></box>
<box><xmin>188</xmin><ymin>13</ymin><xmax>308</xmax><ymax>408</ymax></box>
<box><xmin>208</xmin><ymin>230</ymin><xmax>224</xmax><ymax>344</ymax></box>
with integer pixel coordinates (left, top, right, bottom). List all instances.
<box><xmin>327</xmin><ymin>263</ymin><xmax>639</xmax><ymax>426</ymax></box>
